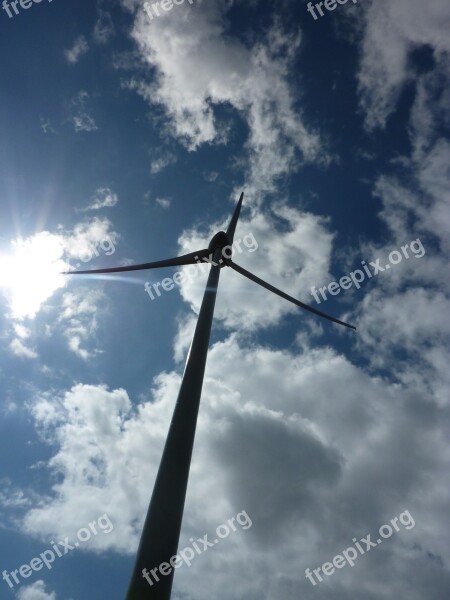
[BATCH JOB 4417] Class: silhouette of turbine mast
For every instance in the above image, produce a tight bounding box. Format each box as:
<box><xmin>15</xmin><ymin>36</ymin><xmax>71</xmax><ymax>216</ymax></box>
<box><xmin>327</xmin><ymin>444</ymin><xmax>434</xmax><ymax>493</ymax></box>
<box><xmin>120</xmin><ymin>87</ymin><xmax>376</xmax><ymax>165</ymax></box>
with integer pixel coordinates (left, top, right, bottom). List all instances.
<box><xmin>64</xmin><ymin>192</ymin><xmax>356</xmax><ymax>599</ymax></box>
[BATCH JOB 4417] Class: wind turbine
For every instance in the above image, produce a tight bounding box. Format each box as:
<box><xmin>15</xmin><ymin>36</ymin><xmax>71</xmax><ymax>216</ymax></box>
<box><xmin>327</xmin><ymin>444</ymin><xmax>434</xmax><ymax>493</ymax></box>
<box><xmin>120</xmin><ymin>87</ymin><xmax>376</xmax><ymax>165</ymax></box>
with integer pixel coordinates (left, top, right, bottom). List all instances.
<box><xmin>64</xmin><ymin>192</ymin><xmax>356</xmax><ymax>599</ymax></box>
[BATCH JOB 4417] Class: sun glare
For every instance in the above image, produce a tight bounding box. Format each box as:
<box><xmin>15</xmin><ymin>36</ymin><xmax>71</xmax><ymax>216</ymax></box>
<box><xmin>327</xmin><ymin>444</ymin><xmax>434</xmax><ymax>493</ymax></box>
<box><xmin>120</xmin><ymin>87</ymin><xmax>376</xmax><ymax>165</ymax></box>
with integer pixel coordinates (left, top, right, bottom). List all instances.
<box><xmin>0</xmin><ymin>232</ymin><xmax>68</xmax><ymax>319</ymax></box>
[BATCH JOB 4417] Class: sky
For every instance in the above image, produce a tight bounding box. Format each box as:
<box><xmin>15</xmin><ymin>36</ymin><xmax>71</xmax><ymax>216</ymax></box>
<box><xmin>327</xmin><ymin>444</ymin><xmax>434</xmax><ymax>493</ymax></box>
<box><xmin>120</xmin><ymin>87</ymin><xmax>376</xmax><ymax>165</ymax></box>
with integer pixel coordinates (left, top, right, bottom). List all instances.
<box><xmin>0</xmin><ymin>0</ymin><xmax>449</xmax><ymax>599</ymax></box>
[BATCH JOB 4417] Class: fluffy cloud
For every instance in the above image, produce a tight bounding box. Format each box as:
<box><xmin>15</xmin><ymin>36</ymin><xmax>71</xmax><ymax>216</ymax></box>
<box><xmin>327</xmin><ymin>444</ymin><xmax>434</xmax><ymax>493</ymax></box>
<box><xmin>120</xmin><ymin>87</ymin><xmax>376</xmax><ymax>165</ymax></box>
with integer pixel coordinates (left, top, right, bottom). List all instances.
<box><xmin>122</xmin><ymin>1</ymin><xmax>325</xmax><ymax>200</ymax></box>
<box><xmin>16</xmin><ymin>581</ymin><xmax>56</xmax><ymax>600</ymax></box>
<box><xmin>70</xmin><ymin>91</ymin><xmax>98</xmax><ymax>133</ymax></box>
<box><xmin>150</xmin><ymin>151</ymin><xmax>177</xmax><ymax>174</ymax></box>
<box><xmin>354</xmin><ymin>150</ymin><xmax>450</xmax><ymax>418</ymax></box>
<box><xmin>357</xmin><ymin>0</ymin><xmax>450</xmax><ymax>129</ymax></box>
<box><xmin>93</xmin><ymin>8</ymin><xmax>114</xmax><ymax>44</ymax></box>
<box><xmin>345</xmin><ymin>0</ymin><xmax>450</xmax><ymax>401</ymax></box>
<box><xmin>57</xmin><ymin>289</ymin><xmax>108</xmax><ymax>359</ymax></box>
<box><xmin>21</xmin><ymin>330</ymin><xmax>450</xmax><ymax>598</ymax></box>
<box><xmin>9</xmin><ymin>338</ymin><xmax>38</xmax><ymax>359</ymax></box>
<box><xmin>8</xmin><ymin>324</ymin><xmax>38</xmax><ymax>358</ymax></box>
<box><xmin>155</xmin><ymin>196</ymin><xmax>172</xmax><ymax>209</ymax></box>
<box><xmin>72</xmin><ymin>114</ymin><xmax>98</xmax><ymax>133</ymax></box>
<box><xmin>62</xmin><ymin>217</ymin><xmax>118</xmax><ymax>266</ymax></box>
<box><xmin>83</xmin><ymin>188</ymin><xmax>119</xmax><ymax>211</ymax></box>
<box><xmin>65</xmin><ymin>35</ymin><xmax>89</xmax><ymax>65</ymax></box>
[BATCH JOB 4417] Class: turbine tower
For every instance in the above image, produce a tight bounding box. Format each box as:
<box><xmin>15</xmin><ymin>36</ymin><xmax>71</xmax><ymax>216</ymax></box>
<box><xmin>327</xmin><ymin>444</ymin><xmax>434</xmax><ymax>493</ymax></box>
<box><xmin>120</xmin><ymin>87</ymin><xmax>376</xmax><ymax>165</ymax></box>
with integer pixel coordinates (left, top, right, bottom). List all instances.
<box><xmin>64</xmin><ymin>193</ymin><xmax>355</xmax><ymax>599</ymax></box>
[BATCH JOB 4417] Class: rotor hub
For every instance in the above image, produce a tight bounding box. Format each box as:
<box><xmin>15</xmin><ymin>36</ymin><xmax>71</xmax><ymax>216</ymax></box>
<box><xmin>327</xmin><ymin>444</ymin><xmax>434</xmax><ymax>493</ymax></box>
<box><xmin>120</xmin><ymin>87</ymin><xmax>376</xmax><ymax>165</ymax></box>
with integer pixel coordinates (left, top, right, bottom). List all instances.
<box><xmin>208</xmin><ymin>230</ymin><xmax>232</xmax><ymax>253</ymax></box>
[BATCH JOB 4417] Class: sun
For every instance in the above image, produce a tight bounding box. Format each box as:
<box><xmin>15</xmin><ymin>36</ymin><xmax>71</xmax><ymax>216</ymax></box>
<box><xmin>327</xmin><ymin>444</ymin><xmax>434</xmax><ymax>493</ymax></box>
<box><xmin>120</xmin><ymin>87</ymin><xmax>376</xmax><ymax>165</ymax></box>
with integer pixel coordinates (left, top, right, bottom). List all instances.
<box><xmin>0</xmin><ymin>232</ymin><xmax>68</xmax><ymax>319</ymax></box>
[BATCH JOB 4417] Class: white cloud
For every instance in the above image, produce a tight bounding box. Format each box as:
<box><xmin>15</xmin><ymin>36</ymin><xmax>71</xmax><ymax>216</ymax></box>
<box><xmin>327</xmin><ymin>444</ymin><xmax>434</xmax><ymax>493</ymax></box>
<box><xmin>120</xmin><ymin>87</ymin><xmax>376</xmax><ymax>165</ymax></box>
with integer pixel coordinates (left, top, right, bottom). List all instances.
<box><xmin>65</xmin><ymin>35</ymin><xmax>89</xmax><ymax>64</ymax></box>
<box><xmin>123</xmin><ymin>2</ymin><xmax>326</xmax><ymax>200</ymax></box>
<box><xmin>83</xmin><ymin>188</ymin><xmax>119</xmax><ymax>211</ymax></box>
<box><xmin>173</xmin><ymin>314</ymin><xmax>196</xmax><ymax>363</ymax></box>
<box><xmin>73</xmin><ymin>113</ymin><xmax>98</xmax><ymax>133</ymax></box>
<box><xmin>13</xmin><ymin>323</ymin><xmax>31</xmax><ymax>339</ymax></box>
<box><xmin>350</xmin><ymin>0</ymin><xmax>450</xmax><ymax>386</ymax></box>
<box><xmin>20</xmin><ymin>331</ymin><xmax>450</xmax><ymax>598</ymax></box>
<box><xmin>16</xmin><ymin>581</ymin><xmax>56</xmax><ymax>600</ymax></box>
<box><xmin>62</xmin><ymin>217</ymin><xmax>119</xmax><ymax>266</ymax></box>
<box><xmin>408</xmin><ymin>58</ymin><xmax>450</xmax><ymax>159</ymax></box>
<box><xmin>155</xmin><ymin>197</ymin><xmax>171</xmax><ymax>209</ymax></box>
<box><xmin>8</xmin><ymin>324</ymin><xmax>38</xmax><ymax>358</ymax></box>
<box><xmin>0</xmin><ymin>481</ymin><xmax>31</xmax><ymax>510</ymax></box>
<box><xmin>40</xmin><ymin>118</ymin><xmax>56</xmax><ymax>135</ymax></box>
<box><xmin>9</xmin><ymin>338</ymin><xmax>38</xmax><ymax>359</ymax></box>
<box><xmin>150</xmin><ymin>151</ymin><xmax>177</xmax><ymax>174</ymax></box>
<box><xmin>94</xmin><ymin>9</ymin><xmax>114</xmax><ymax>44</ymax></box>
<box><xmin>354</xmin><ymin>139</ymin><xmax>450</xmax><ymax>394</ymax></box>
<box><xmin>357</xmin><ymin>0</ymin><xmax>450</xmax><ymax>129</ymax></box>
<box><xmin>57</xmin><ymin>289</ymin><xmax>107</xmax><ymax>360</ymax></box>
<box><xmin>203</xmin><ymin>170</ymin><xmax>219</xmax><ymax>182</ymax></box>
<box><xmin>70</xmin><ymin>91</ymin><xmax>98</xmax><ymax>133</ymax></box>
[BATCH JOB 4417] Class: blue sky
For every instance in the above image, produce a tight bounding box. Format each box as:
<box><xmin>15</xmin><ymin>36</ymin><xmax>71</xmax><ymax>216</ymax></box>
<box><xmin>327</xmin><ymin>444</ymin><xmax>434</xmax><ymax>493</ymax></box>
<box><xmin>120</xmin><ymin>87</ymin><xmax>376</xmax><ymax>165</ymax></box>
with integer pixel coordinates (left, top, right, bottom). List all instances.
<box><xmin>0</xmin><ymin>0</ymin><xmax>449</xmax><ymax>599</ymax></box>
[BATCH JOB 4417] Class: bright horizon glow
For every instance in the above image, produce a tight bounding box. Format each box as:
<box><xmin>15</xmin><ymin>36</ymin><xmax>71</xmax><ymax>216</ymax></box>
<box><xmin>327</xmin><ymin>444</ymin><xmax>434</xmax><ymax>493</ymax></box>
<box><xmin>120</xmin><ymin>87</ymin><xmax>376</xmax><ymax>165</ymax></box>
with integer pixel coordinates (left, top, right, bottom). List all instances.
<box><xmin>0</xmin><ymin>232</ymin><xmax>67</xmax><ymax>319</ymax></box>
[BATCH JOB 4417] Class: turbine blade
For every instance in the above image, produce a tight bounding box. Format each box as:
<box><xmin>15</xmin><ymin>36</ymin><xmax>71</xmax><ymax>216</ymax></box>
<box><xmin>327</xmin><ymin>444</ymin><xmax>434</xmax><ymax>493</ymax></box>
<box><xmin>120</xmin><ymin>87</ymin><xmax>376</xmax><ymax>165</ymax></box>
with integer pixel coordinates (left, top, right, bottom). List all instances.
<box><xmin>228</xmin><ymin>261</ymin><xmax>356</xmax><ymax>331</ymax></box>
<box><xmin>226</xmin><ymin>192</ymin><xmax>244</xmax><ymax>243</ymax></box>
<box><xmin>63</xmin><ymin>249</ymin><xmax>209</xmax><ymax>275</ymax></box>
